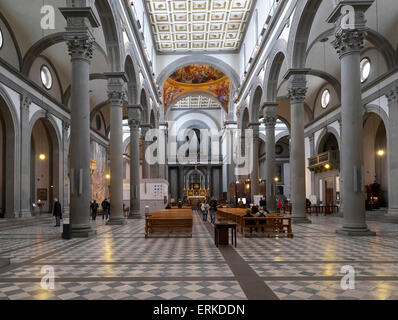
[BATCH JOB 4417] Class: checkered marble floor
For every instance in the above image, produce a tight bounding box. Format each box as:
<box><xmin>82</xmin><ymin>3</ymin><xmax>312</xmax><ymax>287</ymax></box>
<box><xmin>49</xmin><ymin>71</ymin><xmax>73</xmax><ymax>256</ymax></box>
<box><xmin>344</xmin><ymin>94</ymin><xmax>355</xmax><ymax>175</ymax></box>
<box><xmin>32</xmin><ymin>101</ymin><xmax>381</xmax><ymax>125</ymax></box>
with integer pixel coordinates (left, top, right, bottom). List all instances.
<box><xmin>0</xmin><ymin>212</ymin><xmax>397</xmax><ymax>300</ymax></box>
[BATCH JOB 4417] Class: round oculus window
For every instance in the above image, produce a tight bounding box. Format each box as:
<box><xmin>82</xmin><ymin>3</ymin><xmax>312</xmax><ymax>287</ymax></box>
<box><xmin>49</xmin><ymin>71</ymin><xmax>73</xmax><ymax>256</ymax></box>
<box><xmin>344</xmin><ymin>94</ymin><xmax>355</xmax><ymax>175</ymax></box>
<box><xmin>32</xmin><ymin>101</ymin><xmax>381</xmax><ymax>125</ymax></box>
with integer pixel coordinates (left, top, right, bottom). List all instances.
<box><xmin>40</xmin><ymin>65</ymin><xmax>53</xmax><ymax>90</ymax></box>
<box><xmin>321</xmin><ymin>89</ymin><xmax>330</xmax><ymax>109</ymax></box>
<box><xmin>360</xmin><ymin>58</ymin><xmax>371</xmax><ymax>83</ymax></box>
<box><xmin>0</xmin><ymin>28</ymin><xmax>3</xmax><ymax>49</ymax></box>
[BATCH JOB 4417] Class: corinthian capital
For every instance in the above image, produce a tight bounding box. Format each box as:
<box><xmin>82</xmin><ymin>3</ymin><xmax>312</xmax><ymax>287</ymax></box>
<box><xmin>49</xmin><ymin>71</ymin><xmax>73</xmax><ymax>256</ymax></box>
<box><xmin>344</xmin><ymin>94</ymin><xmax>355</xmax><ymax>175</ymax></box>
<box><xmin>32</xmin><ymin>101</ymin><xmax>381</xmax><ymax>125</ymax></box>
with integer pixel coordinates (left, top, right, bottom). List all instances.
<box><xmin>332</xmin><ymin>29</ymin><xmax>367</xmax><ymax>57</ymax></box>
<box><xmin>262</xmin><ymin>102</ymin><xmax>278</xmax><ymax>128</ymax></box>
<box><xmin>288</xmin><ymin>87</ymin><xmax>307</xmax><ymax>104</ymax></box>
<box><xmin>128</xmin><ymin>119</ymin><xmax>140</xmax><ymax>130</ymax></box>
<box><xmin>65</xmin><ymin>33</ymin><xmax>95</xmax><ymax>61</ymax></box>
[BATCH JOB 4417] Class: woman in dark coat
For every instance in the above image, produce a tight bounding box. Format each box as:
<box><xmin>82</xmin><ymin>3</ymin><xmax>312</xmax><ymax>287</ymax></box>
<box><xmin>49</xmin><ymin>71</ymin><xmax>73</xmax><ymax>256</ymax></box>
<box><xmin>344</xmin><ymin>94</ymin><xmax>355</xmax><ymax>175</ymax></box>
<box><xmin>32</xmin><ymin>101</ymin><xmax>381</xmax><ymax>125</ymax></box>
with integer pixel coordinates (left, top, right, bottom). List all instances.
<box><xmin>53</xmin><ymin>198</ymin><xmax>62</xmax><ymax>227</ymax></box>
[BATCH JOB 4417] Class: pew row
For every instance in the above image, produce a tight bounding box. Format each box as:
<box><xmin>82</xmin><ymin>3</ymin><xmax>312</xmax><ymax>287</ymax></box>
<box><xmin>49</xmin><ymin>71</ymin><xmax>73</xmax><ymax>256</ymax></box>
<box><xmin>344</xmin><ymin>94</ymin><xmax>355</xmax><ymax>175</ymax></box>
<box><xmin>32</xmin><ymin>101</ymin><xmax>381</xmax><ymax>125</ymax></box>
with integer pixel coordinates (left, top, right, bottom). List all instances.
<box><xmin>217</xmin><ymin>208</ymin><xmax>293</xmax><ymax>238</ymax></box>
<box><xmin>145</xmin><ymin>210</ymin><xmax>193</xmax><ymax>238</ymax></box>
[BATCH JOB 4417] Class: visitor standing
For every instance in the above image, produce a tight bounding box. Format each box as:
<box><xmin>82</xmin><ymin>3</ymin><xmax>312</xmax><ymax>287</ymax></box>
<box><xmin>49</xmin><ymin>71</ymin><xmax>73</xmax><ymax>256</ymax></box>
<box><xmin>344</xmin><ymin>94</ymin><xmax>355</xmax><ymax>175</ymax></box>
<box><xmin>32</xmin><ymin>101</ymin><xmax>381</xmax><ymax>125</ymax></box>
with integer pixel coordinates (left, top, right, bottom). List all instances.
<box><xmin>53</xmin><ymin>198</ymin><xmax>62</xmax><ymax>227</ymax></box>
<box><xmin>201</xmin><ymin>201</ymin><xmax>209</xmax><ymax>222</ymax></box>
<box><xmin>91</xmin><ymin>200</ymin><xmax>99</xmax><ymax>221</ymax></box>
<box><xmin>209</xmin><ymin>197</ymin><xmax>218</xmax><ymax>224</ymax></box>
<box><xmin>101</xmin><ymin>199</ymin><xmax>110</xmax><ymax>221</ymax></box>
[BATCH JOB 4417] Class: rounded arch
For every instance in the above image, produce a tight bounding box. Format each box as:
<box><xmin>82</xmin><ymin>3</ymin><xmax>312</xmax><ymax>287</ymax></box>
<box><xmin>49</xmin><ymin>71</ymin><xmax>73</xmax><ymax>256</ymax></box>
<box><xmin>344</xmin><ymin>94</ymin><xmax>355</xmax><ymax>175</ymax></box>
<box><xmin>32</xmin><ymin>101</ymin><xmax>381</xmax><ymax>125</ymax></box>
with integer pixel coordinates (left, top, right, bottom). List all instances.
<box><xmin>287</xmin><ymin>0</ymin><xmax>322</xmax><ymax>69</ymax></box>
<box><xmin>249</xmin><ymin>84</ymin><xmax>264</xmax><ymax>122</ymax></box>
<box><xmin>157</xmin><ymin>55</ymin><xmax>240</xmax><ymax>90</ymax></box>
<box><xmin>172</xmin><ymin>110</ymin><xmax>221</xmax><ymax>133</ymax></box>
<box><xmin>0</xmin><ymin>85</ymin><xmax>20</xmax><ymax>217</ymax></box>
<box><xmin>140</xmin><ymin>87</ymin><xmax>150</xmax><ymax>124</ymax></box>
<box><xmin>124</xmin><ymin>50</ymin><xmax>140</xmax><ymax>105</ymax></box>
<box><xmin>240</xmin><ymin>106</ymin><xmax>250</xmax><ymax>131</ymax></box>
<box><xmin>363</xmin><ymin>104</ymin><xmax>390</xmax><ymax>140</ymax></box>
<box><xmin>165</xmin><ymin>90</ymin><xmax>224</xmax><ymax>118</ymax></box>
<box><xmin>315</xmin><ymin>127</ymin><xmax>341</xmax><ymax>155</ymax></box>
<box><xmin>29</xmin><ymin>111</ymin><xmax>62</xmax><ymax>153</ymax></box>
<box><xmin>29</xmin><ymin>111</ymin><xmax>62</xmax><ymax>213</ymax></box>
<box><xmin>95</xmin><ymin>0</ymin><xmax>124</xmax><ymax>72</ymax></box>
<box><xmin>0</xmin><ymin>10</ymin><xmax>23</xmax><ymax>70</ymax></box>
<box><xmin>21</xmin><ymin>32</ymin><xmax>108</xmax><ymax>76</ymax></box>
<box><xmin>275</xmin><ymin>131</ymin><xmax>290</xmax><ymax>144</ymax></box>
<box><xmin>264</xmin><ymin>40</ymin><xmax>288</xmax><ymax>102</ymax></box>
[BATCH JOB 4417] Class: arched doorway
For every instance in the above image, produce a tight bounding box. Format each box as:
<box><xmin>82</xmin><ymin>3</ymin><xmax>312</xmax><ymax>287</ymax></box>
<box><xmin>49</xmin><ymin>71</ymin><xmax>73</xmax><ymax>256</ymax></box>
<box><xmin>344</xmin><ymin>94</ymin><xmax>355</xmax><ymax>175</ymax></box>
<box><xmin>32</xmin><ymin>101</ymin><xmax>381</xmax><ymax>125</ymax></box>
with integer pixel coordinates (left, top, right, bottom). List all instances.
<box><xmin>30</xmin><ymin>118</ymin><xmax>60</xmax><ymax>214</ymax></box>
<box><xmin>363</xmin><ymin>113</ymin><xmax>388</xmax><ymax>208</ymax></box>
<box><xmin>0</xmin><ymin>95</ymin><xmax>16</xmax><ymax>218</ymax></box>
<box><xmin>313</xmin><ymin>132</ymin><xmax>340</xmax><ymax>206</ymax></box>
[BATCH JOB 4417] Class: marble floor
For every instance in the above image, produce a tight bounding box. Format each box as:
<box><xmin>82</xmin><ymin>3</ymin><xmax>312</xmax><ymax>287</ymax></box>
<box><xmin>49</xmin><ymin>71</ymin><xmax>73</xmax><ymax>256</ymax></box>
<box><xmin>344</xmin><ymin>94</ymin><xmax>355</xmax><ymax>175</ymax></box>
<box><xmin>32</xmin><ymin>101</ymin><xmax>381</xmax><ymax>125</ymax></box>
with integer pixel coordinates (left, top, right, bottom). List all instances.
<box><xmin>0</xmin><ymin>212</ymin><xmax>397</xmax><ymax>300</ymax></box>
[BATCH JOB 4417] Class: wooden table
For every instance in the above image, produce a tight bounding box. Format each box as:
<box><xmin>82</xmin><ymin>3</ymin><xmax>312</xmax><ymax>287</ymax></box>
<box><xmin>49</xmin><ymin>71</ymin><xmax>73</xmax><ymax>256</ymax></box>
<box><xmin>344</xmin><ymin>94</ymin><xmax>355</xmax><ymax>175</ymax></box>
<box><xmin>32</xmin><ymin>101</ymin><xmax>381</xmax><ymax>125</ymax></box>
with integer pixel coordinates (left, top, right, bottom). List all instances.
<box><xmin>214</xmin><ymin>222</ymin><xmax>237</xmax><ymax>247</ymax></box>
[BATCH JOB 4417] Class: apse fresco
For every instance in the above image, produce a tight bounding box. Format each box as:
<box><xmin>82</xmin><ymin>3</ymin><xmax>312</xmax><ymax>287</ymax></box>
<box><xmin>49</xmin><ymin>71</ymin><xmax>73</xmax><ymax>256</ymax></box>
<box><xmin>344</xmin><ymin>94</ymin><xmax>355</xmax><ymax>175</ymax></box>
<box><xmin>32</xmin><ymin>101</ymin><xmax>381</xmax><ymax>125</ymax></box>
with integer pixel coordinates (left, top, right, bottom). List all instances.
<box><xmin>164</xmin><ymin>65</ymin><xmax>231</xmax><ymax>110</ymax></box>
<box><xmin>91</xmin><ymin>141</ymin><xmax>107</xmax><ymax>203</ymax></box>
<box><xmin>170</xmin><ymin>65</ymin><xmax>225</xmax><ymax>84</ymax></box>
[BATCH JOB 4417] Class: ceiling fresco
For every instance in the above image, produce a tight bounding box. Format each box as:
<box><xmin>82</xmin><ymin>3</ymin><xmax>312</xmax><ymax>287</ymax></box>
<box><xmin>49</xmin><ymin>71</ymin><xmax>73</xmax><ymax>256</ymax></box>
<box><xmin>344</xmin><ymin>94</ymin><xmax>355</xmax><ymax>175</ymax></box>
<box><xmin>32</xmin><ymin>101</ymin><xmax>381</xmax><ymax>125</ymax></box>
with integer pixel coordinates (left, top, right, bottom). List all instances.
<box><xmin>163</xmin><ymin>64</ymin><xmax>231</xmax><ymax>111</ymax></box>
<box><xmin>170</xmin><ymin>65</ymin><xmax>225</xmax><ymax>84</ymax></box>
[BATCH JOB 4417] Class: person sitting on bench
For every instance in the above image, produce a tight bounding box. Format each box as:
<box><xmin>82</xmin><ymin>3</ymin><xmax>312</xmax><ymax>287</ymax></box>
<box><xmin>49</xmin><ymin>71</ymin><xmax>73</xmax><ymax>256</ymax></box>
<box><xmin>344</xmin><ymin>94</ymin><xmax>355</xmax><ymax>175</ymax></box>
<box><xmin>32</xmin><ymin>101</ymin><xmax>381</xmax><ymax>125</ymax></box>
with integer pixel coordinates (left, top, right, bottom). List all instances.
<box><xmin>244</xmin><ymin>209</ymin><xmax>256</xmax><ymax>233</ymax></box>
<box><xmin>256</xmin><ymin>210</ymin><xmax>267</xmax><ymax>232</ymax></box>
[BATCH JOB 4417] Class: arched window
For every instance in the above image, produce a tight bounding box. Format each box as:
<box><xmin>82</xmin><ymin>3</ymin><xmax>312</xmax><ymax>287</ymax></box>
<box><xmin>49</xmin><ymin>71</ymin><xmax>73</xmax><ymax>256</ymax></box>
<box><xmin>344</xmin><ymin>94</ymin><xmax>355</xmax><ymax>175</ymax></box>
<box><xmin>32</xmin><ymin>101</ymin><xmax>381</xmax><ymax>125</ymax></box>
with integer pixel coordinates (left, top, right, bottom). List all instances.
<box><xmin>360</xmin><ymin>58</ymin><xmax>371</xmax><ymax>83</ymax></box>
<box><xmin>321</xmin><ymin>89</ymin><xmax>330</xmax><ymax>109</ymax></box>
<box><xmin>40</xmin><ymin>65</ymin><xmax>53</xmax><ymax>90</ymax></box>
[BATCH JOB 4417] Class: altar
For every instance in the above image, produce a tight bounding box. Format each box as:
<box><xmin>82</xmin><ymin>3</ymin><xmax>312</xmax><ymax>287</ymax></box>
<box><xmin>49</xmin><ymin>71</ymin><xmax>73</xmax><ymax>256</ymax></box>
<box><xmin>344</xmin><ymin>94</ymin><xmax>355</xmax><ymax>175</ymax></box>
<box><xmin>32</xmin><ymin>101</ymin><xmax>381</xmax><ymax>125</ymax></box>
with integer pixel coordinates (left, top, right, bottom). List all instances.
<box><xmin>187</xmin><ymin>196</ymin><xmax>206</xmax><ymax>207</ymax></box>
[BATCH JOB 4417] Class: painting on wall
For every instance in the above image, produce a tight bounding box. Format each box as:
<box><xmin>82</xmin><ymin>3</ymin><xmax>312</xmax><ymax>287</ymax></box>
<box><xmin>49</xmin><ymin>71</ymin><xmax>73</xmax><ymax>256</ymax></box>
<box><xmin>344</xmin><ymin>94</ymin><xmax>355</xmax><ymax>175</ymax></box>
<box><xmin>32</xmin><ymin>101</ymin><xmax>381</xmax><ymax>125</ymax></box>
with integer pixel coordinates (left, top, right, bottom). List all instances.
<box><xmin>91</xmin><ymin>142</ymin><xmax>107</xmax><ymax>203</ymax></box>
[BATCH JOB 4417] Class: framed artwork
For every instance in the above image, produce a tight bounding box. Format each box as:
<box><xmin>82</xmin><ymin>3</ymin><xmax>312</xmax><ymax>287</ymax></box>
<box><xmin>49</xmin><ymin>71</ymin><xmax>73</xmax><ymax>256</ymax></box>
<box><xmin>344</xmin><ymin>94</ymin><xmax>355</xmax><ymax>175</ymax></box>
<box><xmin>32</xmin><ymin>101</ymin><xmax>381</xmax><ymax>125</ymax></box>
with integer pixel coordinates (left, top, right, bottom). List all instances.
<box><xmin>37</xmin><ymin>188</ymin><xmax>47</xmax><ymax>201</ymax></box>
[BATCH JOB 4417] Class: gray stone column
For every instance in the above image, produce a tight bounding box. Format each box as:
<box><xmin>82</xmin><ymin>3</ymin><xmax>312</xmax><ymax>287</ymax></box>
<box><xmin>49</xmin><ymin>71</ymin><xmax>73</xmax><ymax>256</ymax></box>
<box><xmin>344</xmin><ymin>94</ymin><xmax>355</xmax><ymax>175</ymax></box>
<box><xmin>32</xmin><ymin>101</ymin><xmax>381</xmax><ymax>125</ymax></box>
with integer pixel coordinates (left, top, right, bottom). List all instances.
<box><xmin>386</xmin><ymin>83</ymin><xmax>398</xmax><ymax>215</ymax></box>
<box><xmin>141</xmin><ymin>124</ymin><xmax>152</xmax><ymax>179</ymax></box>
<box><xmin>288</xmin><ymin>75</ymin><xmax>311</xmax><ymax>224</ymax></box>
<box><xmin>158</xmin><ymin>122</ymin><xmax>168</xmax><ymax>180</ymax></box>
<box><xmin>224</xmin><ymin>121</ymin><xmax>237</xmax><ymax>204</ymax></box>
<box><xmin>309</xmin><ymin>133</ymin><xmax>316</xmax><ymax>197</ymax></box>
<box><xmin>61</xmin><ymin>6</ymin><xmax>99</xmax><ymax>237</ymax></box>
<box><xmin>106</xmin><ymin>73</ymin><xmax>127</xmax><ymax>225</ymax></box>
<box><xmin>128</xmin><ymin>105</ymin><xmax>143</xmax><ymax>219</ymax></box>
<box><xmin>263</xmin><ymin>103</ymin><xmax>278</xmax><ymax>212</ymax></box>
<box><xmin>248</xmin><ymin>122</ymin><xmax>260</xmax><ymax>203</ymax></box>
<box><xmin>178</xmin><ymin>166</ymin><xmax>185</xmax><ymax>201</ymax></box>
<box><xmin>328</xmin><ymin>1</ymin><xmax>375</xmax><ymax>235</ymax></box>
<box><xmin>62</xmin><ymin>121</ymin><xmax>70</xmax><ymax>215</ymax></box>
<box><xmin>20</xmin><ymin>94</ymin><xmax>32</xmax><ymax>217</ymax></box>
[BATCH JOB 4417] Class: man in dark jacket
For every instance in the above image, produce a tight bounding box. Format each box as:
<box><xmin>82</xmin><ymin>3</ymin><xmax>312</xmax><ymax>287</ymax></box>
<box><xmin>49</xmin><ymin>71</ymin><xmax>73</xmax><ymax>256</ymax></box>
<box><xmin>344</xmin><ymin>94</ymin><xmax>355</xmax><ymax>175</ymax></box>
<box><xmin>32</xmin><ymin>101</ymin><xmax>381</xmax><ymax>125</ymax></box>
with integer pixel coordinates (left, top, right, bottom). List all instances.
<box><xmin>91</xmin><ymin>200</ymin><xmax>99</xmax><ymax>221</ymax></box>
<box><xmin>101</xmin><ymin>199</ymin><xmax>110</xmax><ymax>221</ymax></box>
<box><xmin>53</xmin><ymin>198</ymin><xmax>62</xmax><ymax>227</ymax></box>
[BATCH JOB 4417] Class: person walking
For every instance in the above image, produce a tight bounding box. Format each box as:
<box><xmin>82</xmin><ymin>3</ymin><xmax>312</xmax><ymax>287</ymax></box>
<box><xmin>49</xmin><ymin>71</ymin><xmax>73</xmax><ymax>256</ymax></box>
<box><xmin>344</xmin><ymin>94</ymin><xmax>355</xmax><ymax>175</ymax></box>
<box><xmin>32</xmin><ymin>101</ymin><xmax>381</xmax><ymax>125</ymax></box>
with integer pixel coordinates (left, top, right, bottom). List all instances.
<box><xmin>53</xmin><ymin>198</ymin><xmax>62</xmax><ymax>227</ymax></box>
<box><xmin>91</xmin><ymin>200</ymin><xmax>99</xmax><ymax>221</ymax></box>
<box><xmin>201</xmin><ymin>201</ymin><xmax>209</xmax><ymax>222</ymax></box>
<box><xmin>101</xmin><ymin>199</ymin><xmax>110</xmax><ymax>221</ymax></box>
<box><xmin>209</xmin><ymin>197</ymin><xmax>218</xmax><ymax>224</ymax></box>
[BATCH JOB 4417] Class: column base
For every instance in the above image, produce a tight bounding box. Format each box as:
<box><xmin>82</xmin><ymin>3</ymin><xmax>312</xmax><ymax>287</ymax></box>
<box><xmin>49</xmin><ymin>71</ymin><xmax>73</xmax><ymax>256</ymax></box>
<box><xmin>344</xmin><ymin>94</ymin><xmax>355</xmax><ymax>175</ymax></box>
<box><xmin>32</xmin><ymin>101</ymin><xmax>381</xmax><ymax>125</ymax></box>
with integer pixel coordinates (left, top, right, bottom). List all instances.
<box><xmin>128</xmin><ymin>212</ymin><xmax>142</xmax><ymax>219</ymax></box>
<box><xmin>336</xmin><ymin>227</ymin><xmax>376</xmax><ymax>236</ymax></box>
<box><xmin>0</xmin><ymin>258</ymin><xmax>10</xmax><ymax>268</ymax></box>
<box><xmin>19</xmin><ymin>210</ymin><xmax>32</xmax><ymax>218</ymax></box>
<box><xmin>387</xmin><ymin>208</ymin><xmax>398</xmax><ymax>216</ymax></box>
<box><xmin>106</xmin><ymin>218</ymin><xmax>127</xmax><ymax>225</ymax></box>
<box><xmin>292</xmin><ymin>216</ymin><xmax>312</xmax><ymax>224</ymax></box>
<box><xmin>72</xmin><ymin>228</ymin><xmax>96</xmax><ymax>238</ymax></box>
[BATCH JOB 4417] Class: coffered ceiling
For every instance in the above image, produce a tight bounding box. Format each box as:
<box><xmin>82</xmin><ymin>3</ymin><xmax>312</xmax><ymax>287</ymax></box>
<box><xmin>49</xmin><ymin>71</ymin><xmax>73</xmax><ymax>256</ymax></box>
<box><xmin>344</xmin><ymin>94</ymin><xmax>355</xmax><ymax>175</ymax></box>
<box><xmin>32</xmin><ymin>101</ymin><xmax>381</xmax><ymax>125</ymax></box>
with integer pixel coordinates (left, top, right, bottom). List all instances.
<box><xmin>145</xmin><ymin>0</ymin><xmax>254</xmax><ymax>53</ymax></box>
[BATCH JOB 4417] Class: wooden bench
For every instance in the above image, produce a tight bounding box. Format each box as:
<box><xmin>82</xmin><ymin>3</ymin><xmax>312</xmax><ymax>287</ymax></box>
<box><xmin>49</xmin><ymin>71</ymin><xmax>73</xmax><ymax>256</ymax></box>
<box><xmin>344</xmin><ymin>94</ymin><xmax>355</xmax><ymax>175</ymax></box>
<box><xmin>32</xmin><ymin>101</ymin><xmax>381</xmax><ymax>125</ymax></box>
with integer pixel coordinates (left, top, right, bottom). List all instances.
<box><xmin>145</xmin><ymin>210</ymin><xmax>193</xmax><ymax>238</ymax></box>
<box><xmin>217</xmin><ymin>208</ymin><xmax>293</xmax><ymax>238</ymax></box>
